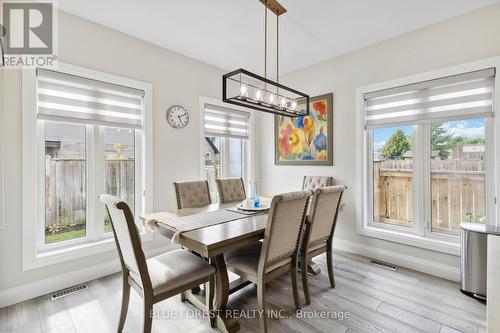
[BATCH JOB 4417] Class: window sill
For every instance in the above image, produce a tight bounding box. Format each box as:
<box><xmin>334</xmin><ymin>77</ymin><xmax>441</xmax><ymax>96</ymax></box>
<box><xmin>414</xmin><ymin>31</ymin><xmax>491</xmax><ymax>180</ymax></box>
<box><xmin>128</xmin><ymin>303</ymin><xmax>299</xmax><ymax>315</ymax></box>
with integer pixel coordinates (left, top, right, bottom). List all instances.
<box><xmin>23</xmin><ymin>230</ymin><xmax>154</xmax><ymax>271</ymax></box>
<box><xmin>358</xmin><ymin>225</ymin><xmax>460</xmax><ymax>256</ymax></box>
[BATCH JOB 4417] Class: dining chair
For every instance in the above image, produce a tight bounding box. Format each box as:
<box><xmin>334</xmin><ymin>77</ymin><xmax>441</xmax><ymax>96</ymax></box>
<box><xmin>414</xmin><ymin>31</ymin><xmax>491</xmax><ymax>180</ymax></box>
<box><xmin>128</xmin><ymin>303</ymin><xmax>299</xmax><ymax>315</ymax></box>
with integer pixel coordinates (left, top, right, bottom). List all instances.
<box><xmin>173</xmin><ymin>180</ymin><xmax>211</xmax><ymax>209</ymax></box>
<box><xmin>224</xmin><ymin>190</ymin><xmax>312</xmax><ymax>333</ymax></box>
<box><xmin>302</xmin><ymin>175</ymin><xmax>334</xmax><ymax>191</ymax></box>
<box><xmin>99</xmin><ymin>194</ymin><xmax>216</xmax><ymax>333</ymax></box>
<box><xmin>300</xmin><ymin>185</ymin><xmax>346</xmax><ymax>305</ymax></box>
<box><xmin>215</xmin><ymin>177</ymin><xmax>246</xmax><ymax>203</ymax></box>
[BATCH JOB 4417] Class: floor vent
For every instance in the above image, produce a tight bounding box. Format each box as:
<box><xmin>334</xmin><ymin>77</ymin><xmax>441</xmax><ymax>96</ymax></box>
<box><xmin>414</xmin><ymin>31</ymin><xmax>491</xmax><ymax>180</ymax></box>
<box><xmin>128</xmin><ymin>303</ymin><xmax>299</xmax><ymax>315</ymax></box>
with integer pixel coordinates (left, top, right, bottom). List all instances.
<box><xmin>371</xmin><ymin>259</ymin><xmax>398</xmax><ymax>271</ymax></box>
<box><xmin>51</xmin><ymin>283</ymin><xmax>88</xmax><ymax>300</ymax></box>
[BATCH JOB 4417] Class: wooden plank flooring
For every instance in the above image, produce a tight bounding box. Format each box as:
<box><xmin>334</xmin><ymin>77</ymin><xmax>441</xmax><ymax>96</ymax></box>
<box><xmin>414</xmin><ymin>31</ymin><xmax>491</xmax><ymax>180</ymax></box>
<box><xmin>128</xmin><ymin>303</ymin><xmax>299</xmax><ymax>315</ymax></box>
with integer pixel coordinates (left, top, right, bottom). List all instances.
<box><xmin>0</xmin><ymin>250</ymin><xmax>486</xmax><ymax>333</ymax></box>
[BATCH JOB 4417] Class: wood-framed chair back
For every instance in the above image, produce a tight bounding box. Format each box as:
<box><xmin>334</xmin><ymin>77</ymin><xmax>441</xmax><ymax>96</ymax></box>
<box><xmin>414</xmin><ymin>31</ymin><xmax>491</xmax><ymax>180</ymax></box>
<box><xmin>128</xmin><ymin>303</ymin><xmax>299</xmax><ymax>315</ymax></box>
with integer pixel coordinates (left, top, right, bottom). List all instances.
<box><xmin>307</xmin><ymin>185</ymin><xmax>346</xmax><ymax>246</ymax></box>
<box><xmin>215</xmin><ymin>177</ymin><xmax>246</xmax><ymax>203</ymax></box>
<box><xmin>259</xmin><ymin>190</ymin><xmax>312</xmax><ymax>275</ymax></box>
<box><xmin>302</xmin><ymin>175</ymin><xmax>334</xmax><ymax>191</ymax></box>
<box><xmin>173</xmin><ymin>180</ymin><xmax>212</xmax><ymax>209</ymax></box>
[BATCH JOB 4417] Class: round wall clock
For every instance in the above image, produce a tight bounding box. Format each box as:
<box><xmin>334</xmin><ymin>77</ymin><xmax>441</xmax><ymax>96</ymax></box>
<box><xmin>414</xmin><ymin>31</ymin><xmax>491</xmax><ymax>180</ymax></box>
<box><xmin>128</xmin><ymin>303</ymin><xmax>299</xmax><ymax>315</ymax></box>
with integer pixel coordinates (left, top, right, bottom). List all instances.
<box><xmin>166</xmin><ymin>105</ymin><xmax>190</xmax><ymax>129</ymax></box>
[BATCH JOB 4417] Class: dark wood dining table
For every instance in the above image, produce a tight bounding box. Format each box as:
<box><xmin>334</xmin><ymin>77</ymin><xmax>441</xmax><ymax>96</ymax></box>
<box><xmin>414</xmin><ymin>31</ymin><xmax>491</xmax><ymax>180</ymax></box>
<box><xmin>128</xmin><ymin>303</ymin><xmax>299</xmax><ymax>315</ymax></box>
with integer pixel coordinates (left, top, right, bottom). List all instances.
<box><xmin>139</xmin><ymin>199</ymin><xmax>321</xmax><ymax>332</ymax></box>
<box><xmin>140</xmin><ymin>201</ymin><xmax>268</xmax><ymax>332</ymax></box>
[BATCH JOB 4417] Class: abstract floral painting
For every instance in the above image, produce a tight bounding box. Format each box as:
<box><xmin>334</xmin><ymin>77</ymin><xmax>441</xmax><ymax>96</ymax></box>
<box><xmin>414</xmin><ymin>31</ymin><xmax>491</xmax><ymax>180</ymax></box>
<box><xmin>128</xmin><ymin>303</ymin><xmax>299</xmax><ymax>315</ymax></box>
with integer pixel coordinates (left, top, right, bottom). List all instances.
<box><xmin>275</xmin><ymin>93</ymin><xmax>333</xmax><ymax>165</ymax></box>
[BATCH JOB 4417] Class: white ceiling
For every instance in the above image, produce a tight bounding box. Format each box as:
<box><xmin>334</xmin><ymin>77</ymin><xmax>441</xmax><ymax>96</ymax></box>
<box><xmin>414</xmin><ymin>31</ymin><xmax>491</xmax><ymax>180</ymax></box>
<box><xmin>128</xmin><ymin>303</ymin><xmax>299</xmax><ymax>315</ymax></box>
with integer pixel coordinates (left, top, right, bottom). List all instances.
<box><xmin>57</xmin><ymin>0</ymin><xmax>499</xmax><ymax>75</ymax></box>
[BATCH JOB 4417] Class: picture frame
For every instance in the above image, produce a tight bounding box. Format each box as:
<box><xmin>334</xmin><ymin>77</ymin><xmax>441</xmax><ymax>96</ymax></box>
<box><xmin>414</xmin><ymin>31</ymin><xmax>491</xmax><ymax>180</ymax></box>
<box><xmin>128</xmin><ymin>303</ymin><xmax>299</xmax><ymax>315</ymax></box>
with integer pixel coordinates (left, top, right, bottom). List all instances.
<box><xmin>274</xmin><ymin>93</ymin><xmax>334</xmax><ymax>165</ymax></box>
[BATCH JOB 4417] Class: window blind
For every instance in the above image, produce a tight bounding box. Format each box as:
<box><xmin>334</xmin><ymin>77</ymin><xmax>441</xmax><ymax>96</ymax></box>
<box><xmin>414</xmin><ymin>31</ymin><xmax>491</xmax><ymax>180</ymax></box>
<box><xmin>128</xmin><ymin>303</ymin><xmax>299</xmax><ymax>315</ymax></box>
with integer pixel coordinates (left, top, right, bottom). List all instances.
<box><xmin>204</xmin><ymin>103</ymin><xmax>250</xmax><ymax>139</ymax></box>
<box><xmin>364</xmin><ymin>68</ymin><xmax>495</xmax><ymax>128</ymax></box>
<box><xmin>37</xmin><ymin>68</ymin><xmax>144</xmax><ymax>128</ymax></box>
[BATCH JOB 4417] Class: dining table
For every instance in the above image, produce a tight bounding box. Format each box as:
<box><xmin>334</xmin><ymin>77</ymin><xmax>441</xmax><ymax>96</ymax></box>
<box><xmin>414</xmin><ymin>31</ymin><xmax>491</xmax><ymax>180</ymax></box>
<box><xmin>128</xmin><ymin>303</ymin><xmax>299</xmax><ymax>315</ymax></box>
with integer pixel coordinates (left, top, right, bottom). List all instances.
<box><xmin>139</xmin><ymin>198</ymin><xmax>321</xmax><ymax>332</ymax></box>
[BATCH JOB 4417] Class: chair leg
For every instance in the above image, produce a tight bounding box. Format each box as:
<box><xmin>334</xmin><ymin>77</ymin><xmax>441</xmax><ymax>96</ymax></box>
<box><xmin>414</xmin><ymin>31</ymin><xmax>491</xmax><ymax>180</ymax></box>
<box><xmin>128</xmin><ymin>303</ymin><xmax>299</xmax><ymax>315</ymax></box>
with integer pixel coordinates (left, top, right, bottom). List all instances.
<box><xmin>206</xmin><ymin>275</ymin><xmax>215</xmax><ymax>328</ymax></box>
<box><xmin>291</xmin><ymin>266</ymin><xmax>301</xmax><ymax>310</ymax></box>
<box><xmin>301</xmin><ymin>253</ymin><xmax>311</xmax><ymax>305</ymax></box>
<box><xmin>327</xmin><ymin>243</ymin><xmax>335</xmax><ymax>288</ymax></box>
<box><xmin>118</xmin><ymin>276</ymin><xmax>130</xmax><ymax>332</ymax></box>
<box><xmin>257</xmin><ymin>282</ymin><xmax>268</xmax><ymax>333</ymax></box>
<box><xmin>143</xmin><ymin>296</ymin><xmax>153</xmax><ymax>333</ymax></box>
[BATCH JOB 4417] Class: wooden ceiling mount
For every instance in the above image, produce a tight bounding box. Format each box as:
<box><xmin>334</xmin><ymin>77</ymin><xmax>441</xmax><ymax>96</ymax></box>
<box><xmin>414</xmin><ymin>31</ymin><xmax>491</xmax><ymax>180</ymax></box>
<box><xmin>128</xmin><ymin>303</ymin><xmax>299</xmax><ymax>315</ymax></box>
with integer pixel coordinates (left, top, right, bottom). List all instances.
<box><xmin>258</xmin><ymin>0</ymin><xmax>287</xmax><ymax>16</ymax></box>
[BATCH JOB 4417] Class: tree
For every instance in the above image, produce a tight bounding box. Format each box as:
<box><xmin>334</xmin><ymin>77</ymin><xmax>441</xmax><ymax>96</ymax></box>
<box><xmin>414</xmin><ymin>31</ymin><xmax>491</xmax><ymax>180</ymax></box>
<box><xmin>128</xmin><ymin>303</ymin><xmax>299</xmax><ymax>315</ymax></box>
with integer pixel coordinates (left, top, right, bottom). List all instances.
<box><xmin>380</xmin><ymin>129</ymin><xmax>411</xmax><ymax>159</ymax></box>
<box><xmin>431</xmin><ymin>123</ymin><xmax>453</xmax><ymax>158</ymax></box>
<box><xmin>448</xmin><ymin>136</ymin><xmax>484</xmax><ymax>146</ymax></box>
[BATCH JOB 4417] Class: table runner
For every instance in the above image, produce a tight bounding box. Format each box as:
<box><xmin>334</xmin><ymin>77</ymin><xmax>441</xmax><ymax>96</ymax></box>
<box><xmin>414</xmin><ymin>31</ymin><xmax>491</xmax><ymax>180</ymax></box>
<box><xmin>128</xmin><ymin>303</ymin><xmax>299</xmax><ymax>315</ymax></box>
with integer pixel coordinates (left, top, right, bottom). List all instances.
<box><xmin>145</xmin><ymin>209</ymin><xmax>249</xmax><ymax>244</ymax></box>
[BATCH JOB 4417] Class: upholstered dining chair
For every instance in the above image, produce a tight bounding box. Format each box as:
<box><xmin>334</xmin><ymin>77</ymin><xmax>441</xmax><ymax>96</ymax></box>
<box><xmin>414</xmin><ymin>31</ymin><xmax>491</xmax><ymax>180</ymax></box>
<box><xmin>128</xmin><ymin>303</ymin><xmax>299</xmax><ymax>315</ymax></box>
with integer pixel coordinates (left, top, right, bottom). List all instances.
<box><xmin>215</xmin><ymin>178</ymin><xmax>246</xmax><ymax>203</ymax></box>
<box><xmin>302</xmin><ymin>175</ymin><xmax>334</xmax><ymax>191</ymax></box>
<box><xmin>99</xmin><ymin>194</ymin><xmax>216</xmax><ymax>333</ymax></box>
<box><xmin>224</xmin><ymin>190</ymin><xmax>312</xmax><ymax>333</ymax></box>
<box><xmin>173</xmin><ymin>180</ymin><xmax>211</xmax><ymax>209</ymax></box>
<box><xmin>300</xmin><ymin>185</ymin><xmax>346</xmax><ymax>305</ymax></box>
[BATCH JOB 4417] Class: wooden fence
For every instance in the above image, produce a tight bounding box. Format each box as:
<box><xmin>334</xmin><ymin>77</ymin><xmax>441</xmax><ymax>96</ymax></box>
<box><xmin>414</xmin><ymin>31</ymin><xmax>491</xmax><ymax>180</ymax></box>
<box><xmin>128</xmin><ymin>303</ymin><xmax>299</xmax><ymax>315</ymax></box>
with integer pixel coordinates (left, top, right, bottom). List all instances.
<box><xmin>45</xmin><ymin>158</ymin><xmax>134</xmax><ymax>228</ymax></box>
<box><xmin>373</xmin><ymin>160</ymin><xmax>485</xmax><ymax>234</ymax></box>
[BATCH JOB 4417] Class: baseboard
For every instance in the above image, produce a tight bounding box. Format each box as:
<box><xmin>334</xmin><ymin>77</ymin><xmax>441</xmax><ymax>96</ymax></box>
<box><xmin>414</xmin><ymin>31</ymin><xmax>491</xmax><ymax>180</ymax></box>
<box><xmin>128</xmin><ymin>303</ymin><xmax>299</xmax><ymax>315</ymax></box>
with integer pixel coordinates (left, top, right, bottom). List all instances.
<box><xmin>0</xmin><ymin>245</ymin><xmax>173</xmax><ymax>308</ymax></box>
<box><xmin>333</xmin><ymin>238</ymin><xmax>460</xmax><ymax>282</ymax></box>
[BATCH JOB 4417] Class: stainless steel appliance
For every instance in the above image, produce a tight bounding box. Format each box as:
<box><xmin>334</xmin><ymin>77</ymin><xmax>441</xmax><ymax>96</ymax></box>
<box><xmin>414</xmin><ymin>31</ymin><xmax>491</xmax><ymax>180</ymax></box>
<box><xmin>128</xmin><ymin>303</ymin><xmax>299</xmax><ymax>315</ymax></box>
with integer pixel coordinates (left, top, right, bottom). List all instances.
<box><xmin>460</xmin><ymin>223</ymin><xmax>500</xmax><ymax>300</ymax></box>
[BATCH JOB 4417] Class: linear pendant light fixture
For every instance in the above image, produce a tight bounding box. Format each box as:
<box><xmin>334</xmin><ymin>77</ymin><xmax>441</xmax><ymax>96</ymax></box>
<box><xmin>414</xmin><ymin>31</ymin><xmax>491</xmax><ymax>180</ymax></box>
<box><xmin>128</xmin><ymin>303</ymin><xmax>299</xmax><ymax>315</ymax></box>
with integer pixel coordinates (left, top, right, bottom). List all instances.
<box><xmin>222</xmin><ymin>0</ymin><xmax>309</xmax><ymax>117</ymax></box>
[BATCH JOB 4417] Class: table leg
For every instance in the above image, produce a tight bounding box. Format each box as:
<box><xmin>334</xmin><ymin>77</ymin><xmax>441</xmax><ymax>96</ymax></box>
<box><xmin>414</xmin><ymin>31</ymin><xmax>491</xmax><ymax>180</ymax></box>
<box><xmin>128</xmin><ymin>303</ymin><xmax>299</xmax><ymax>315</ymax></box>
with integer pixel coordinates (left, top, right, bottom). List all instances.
<box><xmin>212</xmin><ymin>254</ymin><xmax>240</xmax><ymax>333</ymax></box>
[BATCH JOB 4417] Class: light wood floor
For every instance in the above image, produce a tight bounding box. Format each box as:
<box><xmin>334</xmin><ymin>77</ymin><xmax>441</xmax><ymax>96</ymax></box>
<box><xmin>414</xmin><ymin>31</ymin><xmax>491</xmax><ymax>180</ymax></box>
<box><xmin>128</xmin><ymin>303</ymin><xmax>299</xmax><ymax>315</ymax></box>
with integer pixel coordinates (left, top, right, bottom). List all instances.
<box><xmin>0</xmin><ymin>250</ymin><xmax>486</xmax><ymax>333</ymax></box>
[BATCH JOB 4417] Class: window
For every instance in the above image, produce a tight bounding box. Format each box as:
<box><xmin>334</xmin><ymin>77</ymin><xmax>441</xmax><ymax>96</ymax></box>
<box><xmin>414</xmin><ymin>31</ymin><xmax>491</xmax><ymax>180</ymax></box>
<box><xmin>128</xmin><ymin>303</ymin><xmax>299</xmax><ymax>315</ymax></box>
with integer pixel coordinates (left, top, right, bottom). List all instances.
<box><xmin>23</xmin><ymin>63</ymin><xmax>152</xmax><ymax>269</ymax></box>
<box><xmin>361</xmin><ymin>65</ymin><xmax>496</xmax><ymax>251</ymax></box>
<box><xmin>202</xmin><ymin>101</ymin><xmax>251</xmax><ymax>202</ymax></box>
<box><xmin>430</xmin><ymin>119</ymin><xmax>486</xmax><ymax>235</ymax></box>
<box><xmin>372</xmin><ymin>125</ymin><xmax>414</xmax><ymax>228</ymax></box>
<box><xmin>104</xmin><ymin>127</ymin><xmax>136</xmax><ymax>233</ymax></box>
<box><xmin>44</xmin><ymin>121</ymin><xmax>87</xmax><ymax>244</ymax></box>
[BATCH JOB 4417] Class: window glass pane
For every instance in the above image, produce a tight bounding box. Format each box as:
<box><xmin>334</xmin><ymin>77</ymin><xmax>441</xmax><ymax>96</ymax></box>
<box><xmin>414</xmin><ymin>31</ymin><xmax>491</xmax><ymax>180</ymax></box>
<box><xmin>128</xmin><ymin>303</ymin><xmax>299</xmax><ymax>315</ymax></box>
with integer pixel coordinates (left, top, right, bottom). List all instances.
<box><xmin>373</xmin><ymin>125</ymin><xmax>413</xmax><ymax>227</ymax></box>
<box><xmin>45</xmin><ymin>121</ymin><xmax>86</xmax><ymax>244</ymax></box>
<box><xmin>431</xmin><ymin>119</ymin><xmax>486</xmax><ymax>235</ymax></box>
<box><xmin>104</xmin><ymin>127</ymin><xmax>135</xmax><ymax>233</ymax></box>
<box><xmin>202</xmin><ymin>136</ymin><xmax>246</xmax><ymax>203</ymax></box>
<box><xmin>226</xmin><ymin>138</ymin><xmax>244</xmax><ymax>178</ymax></box>
<box><xmin>203</xmin><ymin>136</ymin><xmax>221</xmax><ymax>202</ymax></box>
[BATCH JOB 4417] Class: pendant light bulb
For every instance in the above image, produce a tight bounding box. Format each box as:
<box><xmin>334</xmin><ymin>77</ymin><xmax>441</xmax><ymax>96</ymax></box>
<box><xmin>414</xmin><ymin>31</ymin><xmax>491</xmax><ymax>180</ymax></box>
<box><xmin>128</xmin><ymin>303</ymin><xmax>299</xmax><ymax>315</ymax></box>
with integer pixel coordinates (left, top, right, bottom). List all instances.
<box><xmin>280</xmin><ymin>97</ymin><xmax>287</xmax><ymax>108</ymax></box>
<box><xmin>269</xmin><ymin>93</ymin><xmax>275</xmax><ymax>104</ymax></box>
<box><xmin>239</xmin><ymin>84</ymin><xmax>248</xmax><ymax>97</ymax></box>
<box><xmin>255</xmin><ymin>89</ymin><xmax>262</xmax><ymax>101</ymax></box>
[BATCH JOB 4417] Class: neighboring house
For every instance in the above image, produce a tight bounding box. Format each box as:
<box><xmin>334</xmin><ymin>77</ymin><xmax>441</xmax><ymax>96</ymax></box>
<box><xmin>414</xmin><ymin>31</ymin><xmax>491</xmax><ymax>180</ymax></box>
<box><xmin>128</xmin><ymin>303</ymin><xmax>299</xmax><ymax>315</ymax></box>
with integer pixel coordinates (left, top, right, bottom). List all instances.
<box><xmin>451</xmin><ymin>143</ymin><xmax>485</xmax><ymax>160</ymax></box>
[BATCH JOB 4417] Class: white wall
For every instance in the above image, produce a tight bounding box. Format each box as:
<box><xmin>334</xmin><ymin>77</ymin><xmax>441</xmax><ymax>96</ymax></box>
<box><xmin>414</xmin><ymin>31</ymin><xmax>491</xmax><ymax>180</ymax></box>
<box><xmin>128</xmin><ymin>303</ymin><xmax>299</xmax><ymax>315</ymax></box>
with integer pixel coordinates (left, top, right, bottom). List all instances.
<box><xmin>256</xmin><ymin>3</ymin><xmax>500</xmax><ymax>279</ymax></box>
<box><xmin>0</xmin><ymin>10</ymin><xmax>224</xmax><ymax>302</ymax></box>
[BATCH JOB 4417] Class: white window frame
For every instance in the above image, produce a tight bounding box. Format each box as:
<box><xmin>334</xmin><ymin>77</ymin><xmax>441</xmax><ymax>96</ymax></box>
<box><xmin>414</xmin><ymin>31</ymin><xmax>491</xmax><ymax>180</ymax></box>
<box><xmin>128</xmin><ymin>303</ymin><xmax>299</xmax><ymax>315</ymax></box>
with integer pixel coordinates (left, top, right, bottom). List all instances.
<box><xmin>199</xmin><ymin>96</ymin><xmax>255</xmax><ymax>196</ymax></box>
<box><xmin>22</xmin><ymin>62</ymin><xmax>154</xmax><ymax>270</ymax></box>
<box><xmin>356</xmin><ymin>57</ymin><xmax>500</xmax><ymax>256</ymax></box>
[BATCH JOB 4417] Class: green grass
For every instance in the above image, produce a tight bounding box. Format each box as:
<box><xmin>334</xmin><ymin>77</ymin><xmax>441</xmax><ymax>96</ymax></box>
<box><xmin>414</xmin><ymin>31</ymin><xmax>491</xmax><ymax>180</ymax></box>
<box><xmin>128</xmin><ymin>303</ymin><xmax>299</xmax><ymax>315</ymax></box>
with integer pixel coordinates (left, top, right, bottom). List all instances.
<box><xmin>45</xmin><ymin>229</ymin><xmax>86</xmax><ymax>244</ymax></box>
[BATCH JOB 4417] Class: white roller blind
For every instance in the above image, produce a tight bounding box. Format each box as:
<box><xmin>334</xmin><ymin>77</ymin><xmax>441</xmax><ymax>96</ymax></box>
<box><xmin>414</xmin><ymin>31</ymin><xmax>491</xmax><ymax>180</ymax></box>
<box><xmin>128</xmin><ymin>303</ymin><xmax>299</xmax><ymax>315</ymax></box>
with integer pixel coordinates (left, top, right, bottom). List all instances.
<box><xmin>37</xmin><ymin>68</ymin><xmax>145</xmax><ymax>128</ymax></box>
<box><xmin>204</xmin><ymin>103</ymin><xmax>250</xmax><ymax>139</ymax></box>
<box><xmin>364</xmin><ymin>68</ymin><xmax>495</xmax><ymax>128</ymax></box>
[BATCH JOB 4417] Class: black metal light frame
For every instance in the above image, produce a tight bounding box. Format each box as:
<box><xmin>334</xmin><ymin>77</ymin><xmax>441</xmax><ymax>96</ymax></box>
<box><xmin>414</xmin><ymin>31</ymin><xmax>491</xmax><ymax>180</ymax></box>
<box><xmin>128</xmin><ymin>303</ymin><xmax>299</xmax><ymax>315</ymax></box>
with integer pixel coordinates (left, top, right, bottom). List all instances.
<box><xmin>222</xmin><ymin>68</ymin><xmax>310</xmax><ymax>117</ymax></box>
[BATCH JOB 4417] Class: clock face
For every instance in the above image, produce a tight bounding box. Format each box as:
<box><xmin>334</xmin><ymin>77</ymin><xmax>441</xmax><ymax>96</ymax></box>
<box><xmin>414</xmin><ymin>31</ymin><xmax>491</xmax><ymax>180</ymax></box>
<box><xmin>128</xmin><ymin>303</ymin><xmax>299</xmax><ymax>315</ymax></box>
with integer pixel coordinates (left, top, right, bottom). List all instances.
<box><xmin>166</xmin><ymin>105</ymin><xmax>189</xmax><ymax>129</ymax></box>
